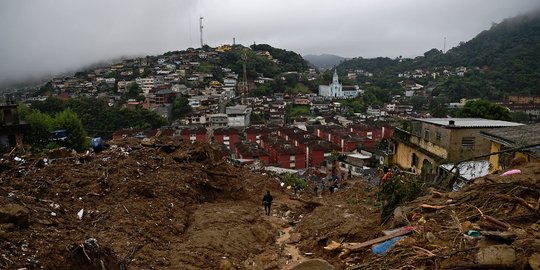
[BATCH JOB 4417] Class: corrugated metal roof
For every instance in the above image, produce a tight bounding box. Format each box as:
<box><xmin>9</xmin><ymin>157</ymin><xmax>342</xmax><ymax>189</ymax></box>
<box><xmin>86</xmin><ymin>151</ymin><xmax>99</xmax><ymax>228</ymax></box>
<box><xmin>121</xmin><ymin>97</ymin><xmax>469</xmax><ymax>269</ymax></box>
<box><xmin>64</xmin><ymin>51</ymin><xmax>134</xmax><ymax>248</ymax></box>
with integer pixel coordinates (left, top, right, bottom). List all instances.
<box><xmin>481</xmin><ymin>123</ymin><xmax>540</xmax><ymax>158</ymax></box>
<box><xmin>481</xmin><ymin>123</ymin><xmax>540</xmax><ymax>145</ymax></box>
<box><xmin>347</xmin><ymin>153</ymin><xmax>371</xmax><ymax>159</ymax></box>
<box><xmin>414</xmin><ymin>118</ymin><xmax>523</xmax><ymax>128</ymax></box>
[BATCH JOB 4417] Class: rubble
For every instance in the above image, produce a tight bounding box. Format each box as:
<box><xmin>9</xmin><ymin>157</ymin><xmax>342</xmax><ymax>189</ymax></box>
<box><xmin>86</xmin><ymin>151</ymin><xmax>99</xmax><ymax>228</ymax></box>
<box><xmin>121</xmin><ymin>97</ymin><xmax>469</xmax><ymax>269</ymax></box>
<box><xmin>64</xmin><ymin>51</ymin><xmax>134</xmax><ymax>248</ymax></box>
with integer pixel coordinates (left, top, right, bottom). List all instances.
<box><xmin>297</xmin><ymin>163</ymin><xmax>540</xmax><ymax>269</ymax></box>
<box><xmin>2</xmin><ymin>136</ymin><xmax>540</xmax><ymax>269</ymax></box>
<box><xmin>0</xmin><ymin>139</ymin><xmax>294</xmax><ymax>269</ymax></box>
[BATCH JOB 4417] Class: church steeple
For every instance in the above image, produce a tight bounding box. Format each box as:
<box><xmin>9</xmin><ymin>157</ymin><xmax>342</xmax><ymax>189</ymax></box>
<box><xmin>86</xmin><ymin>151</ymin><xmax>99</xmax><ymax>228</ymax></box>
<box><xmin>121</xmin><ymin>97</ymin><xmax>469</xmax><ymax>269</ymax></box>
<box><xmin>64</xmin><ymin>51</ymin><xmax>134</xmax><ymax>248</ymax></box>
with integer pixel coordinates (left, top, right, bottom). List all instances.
<box><xmin>332</xmin><ymin>69</ymin><xmax>339</xmax><ymax>83</ymax></box>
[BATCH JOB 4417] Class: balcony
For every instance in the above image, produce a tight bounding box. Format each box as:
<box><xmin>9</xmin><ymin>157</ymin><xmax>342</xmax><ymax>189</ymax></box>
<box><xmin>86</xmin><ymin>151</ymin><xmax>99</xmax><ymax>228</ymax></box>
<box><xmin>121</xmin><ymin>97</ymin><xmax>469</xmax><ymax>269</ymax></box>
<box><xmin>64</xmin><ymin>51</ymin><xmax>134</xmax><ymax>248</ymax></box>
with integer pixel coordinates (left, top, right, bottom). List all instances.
<box><xmin>393</xmin><ymin>128</ymin><xmax>412</xmax><ymax>142</ymax></box>
<box><xmin>393</xmin><ymin>127</ymin><xmax>448</xmax><ymax>161</ymax></box>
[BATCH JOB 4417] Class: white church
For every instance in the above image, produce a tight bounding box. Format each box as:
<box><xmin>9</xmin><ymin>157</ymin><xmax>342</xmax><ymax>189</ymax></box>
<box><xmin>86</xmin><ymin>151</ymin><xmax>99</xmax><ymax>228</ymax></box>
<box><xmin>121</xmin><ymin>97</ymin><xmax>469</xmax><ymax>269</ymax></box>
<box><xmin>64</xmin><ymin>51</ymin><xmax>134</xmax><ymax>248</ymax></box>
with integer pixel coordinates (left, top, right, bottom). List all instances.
<box><xmin>318</xmin><ymin>69</ymin><xmax>360</xmax><ymax>99</ymax></box>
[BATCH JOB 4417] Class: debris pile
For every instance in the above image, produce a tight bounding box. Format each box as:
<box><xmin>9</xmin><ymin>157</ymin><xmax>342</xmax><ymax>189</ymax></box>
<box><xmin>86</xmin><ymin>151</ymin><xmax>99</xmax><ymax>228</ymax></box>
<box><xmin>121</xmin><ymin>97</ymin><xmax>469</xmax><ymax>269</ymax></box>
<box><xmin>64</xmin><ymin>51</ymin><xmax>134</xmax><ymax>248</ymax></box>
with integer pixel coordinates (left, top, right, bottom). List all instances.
<box><xmin>312</xmin><ymin>164</ymin><xmax>540</xmax><ymax>269</ymax></box>
<box><xmin>0</xmin><ymin>139</ymin><xmax>289</xmax><ymax>269</ymax></box>
<box><xmin>3</xmin><ymin>136</ymin><xmax>540</xmax><ymax>269</ymax></box>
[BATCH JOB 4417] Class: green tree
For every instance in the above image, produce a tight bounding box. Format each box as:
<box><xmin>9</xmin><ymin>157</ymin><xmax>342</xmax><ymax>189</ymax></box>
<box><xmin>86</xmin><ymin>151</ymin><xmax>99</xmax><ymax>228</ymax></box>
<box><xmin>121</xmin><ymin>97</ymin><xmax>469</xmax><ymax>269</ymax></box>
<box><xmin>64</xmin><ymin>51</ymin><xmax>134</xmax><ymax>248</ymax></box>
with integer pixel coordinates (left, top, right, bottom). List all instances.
<box><xmin>409</xmin><ymin>96</ymin><xmax>428</xmax><ymax>111</ymax></box>
<box><xmin>290</xmin><ymin>83</ymin><xmax>311</xmax><ymax>95</ymax></box>
<box><xmin>34</xmin><ymin>82</ymin><xmax>56</xmax><ymax>96</ymax></box>
<box><xmin>250</xmin><ymin>84</ymin><xmax>274</xmax><ymax>97</ymax></box>
<box><xmin>53</xmin><ymin>109</ymin><xmax>89</xmax><ymax>152</ymax></box>
<box><xmin>511</xmin><ymin>111</ymin><xmax>530</xmax><ymax>123</ymax></box>
<box><xmin>31</xmin><ymin>97</ymin><xmax>66</xmax><ymax>115</ymax></box>
<box><xmin>455</xmin><ymin>99</ymin><xmax>511</xmax><ymax>121</ymax></box>
<box><xmin>22</xmin><ymin>110</ymin><xmax>54</xmax><ymax>150</ymax></box>
<box><xmin>280</xmin><ymin>173</ymin><xmax>307</xmax><ymax>189</ymax></box>
<box><xmin>341</xmin><ymin>97</ymin><xmax>366</xmax><ymax>113</ymax></box>
<box><xmin>290</xmin><ymin>105</ymin><xmax>310</xmax><ymax>117</ymax></box>
<box><xmin>126</xmin><ymin>82</ymin><xmax>142</xmax><ymax>99</ymax></box>
<box><xmin>172</xmin><ymin>96</ymin><xmax>192</xmax><ymax>120</ymax></box>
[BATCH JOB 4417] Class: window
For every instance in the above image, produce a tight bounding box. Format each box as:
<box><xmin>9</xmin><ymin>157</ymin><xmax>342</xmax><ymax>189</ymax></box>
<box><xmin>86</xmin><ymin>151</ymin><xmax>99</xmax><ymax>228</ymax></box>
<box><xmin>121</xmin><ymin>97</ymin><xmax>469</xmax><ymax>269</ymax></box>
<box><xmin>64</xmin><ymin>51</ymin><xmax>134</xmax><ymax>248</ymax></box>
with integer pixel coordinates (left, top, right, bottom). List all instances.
<box><xmin>412</xmin><ymin>153</ymin><xmax>418</xmax><ymax>166</ymax></box>
<box><xmin>367</xmin><ymin>132</ymin><xmax>373</xmax><ymax>139</ymax></box>
<box><xmin>461</xmin><ymin>137</ymin><xmax>475</xmax><ymax>149</ymax></box>
<box><xmin>424</xmin><ymin>129</ymin><xmax>430</xmax><ymax>141</ymax></box>
<box><xmin>436</xmin><ymin>131</ymin><xmax>441</xmax><ymax>141</ymax></box>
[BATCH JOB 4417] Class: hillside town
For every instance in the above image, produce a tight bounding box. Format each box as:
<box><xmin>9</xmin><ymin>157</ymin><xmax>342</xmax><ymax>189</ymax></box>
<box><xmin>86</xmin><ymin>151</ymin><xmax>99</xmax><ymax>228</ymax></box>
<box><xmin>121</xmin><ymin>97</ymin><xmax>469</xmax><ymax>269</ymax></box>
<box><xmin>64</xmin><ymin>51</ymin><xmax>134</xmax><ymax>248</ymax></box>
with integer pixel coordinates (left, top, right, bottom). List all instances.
<box><xmin>3</xmin><ymin>44</ymin><xmax>538</xmax><ymax>179</ymax></box>
<box><xmin>2</xmin><ymin>7</ymin><xmax>540</xmax><ymax>269</ymax></box>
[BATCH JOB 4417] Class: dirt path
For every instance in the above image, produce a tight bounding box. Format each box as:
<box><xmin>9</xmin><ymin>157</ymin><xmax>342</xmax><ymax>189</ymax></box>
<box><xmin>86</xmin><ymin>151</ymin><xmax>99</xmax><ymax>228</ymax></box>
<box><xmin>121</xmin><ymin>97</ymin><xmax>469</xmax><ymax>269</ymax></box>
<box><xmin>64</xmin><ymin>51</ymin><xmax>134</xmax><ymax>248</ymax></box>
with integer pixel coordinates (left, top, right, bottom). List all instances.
<box><xmin>277</xmin><ymin>226</ymin><xmax>306</xmax><ymax>269</ymax></box>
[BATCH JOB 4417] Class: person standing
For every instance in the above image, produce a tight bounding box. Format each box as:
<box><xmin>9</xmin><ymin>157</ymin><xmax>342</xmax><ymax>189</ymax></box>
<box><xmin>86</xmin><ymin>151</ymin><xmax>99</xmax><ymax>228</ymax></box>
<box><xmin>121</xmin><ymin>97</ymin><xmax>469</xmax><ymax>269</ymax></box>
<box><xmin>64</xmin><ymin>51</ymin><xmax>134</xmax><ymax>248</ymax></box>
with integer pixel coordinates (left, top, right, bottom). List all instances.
<box><xmin>262</xmin><ymin>191</ymin><xmax>273</xmax><ymax>216</ymax></box>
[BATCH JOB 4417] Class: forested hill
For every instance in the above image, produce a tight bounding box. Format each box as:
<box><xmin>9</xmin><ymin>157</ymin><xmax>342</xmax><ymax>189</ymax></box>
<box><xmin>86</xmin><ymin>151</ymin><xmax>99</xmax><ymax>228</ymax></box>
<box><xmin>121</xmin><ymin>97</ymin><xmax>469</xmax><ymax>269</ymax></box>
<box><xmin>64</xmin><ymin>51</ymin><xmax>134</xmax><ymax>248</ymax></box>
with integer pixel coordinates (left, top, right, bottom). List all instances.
<box><xmin>303</xmin><ymin>54</ymin><xmax>349</xmax><ymax>69</ymax></box>
<box><xmin>337</xmin><ymin>10</ymin><xmax>540</xmax><ymax>99</ymax></box>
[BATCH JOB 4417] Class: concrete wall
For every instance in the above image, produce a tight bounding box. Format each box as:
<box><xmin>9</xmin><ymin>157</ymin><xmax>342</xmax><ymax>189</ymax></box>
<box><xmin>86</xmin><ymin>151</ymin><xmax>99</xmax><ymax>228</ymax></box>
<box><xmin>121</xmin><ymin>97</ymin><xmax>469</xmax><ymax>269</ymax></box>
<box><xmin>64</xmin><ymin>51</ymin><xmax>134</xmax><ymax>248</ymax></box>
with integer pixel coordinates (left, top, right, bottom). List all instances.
<box><xmin>488</xmin><ymin>141</ymin><xmax>540</xmax><ymax>172</ymax></box>
<box><xmin>394</xmin><ymin>142</ymin><xmax>437</xmax><ymax>174</ymax></box>
<box><xmin>409</xmin><ymin>135</ymin><xmax>448</xmax><ymax>159</ymax></box>
<box><xmin>448</xmin><ymin>128</ymin><xmax>492</xmax><ymax>161</ymax></box>
<box><xmin>411</xmin><ymin>122</ymin><xmax>496</xmax><ymax>162</ymax></box>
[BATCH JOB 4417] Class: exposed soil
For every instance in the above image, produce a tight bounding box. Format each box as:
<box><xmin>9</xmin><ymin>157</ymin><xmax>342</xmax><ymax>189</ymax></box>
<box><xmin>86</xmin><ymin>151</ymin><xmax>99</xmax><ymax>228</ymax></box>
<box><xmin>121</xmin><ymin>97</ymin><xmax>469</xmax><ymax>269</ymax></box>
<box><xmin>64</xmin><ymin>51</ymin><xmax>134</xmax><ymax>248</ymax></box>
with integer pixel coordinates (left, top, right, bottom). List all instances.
<box><xmin>0</xmin><ymin>140</ymin><xmax>302</xmax><ymax>269</ymax></box>
<box><xmin>3</xmin><ymin>139</ymin><xmax>540</xmax><ymax>269</ymax></box>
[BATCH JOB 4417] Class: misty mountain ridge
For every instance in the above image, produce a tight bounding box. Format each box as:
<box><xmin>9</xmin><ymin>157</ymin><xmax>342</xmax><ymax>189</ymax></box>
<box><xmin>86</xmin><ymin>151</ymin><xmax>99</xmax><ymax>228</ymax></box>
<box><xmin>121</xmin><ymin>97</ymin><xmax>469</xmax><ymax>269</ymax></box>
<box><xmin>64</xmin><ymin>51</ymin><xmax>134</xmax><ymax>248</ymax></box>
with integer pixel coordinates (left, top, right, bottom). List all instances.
<box><xmin>336</xmin><ymin>9</ymin><xmax>540</xmax><ymax>100</ymax></box>
<box><xmin>303</xmin><ymin>54</ymin><xmax>349</xmax><ymax>69</ymax></box>
<box><xmin>3</xmin><ymin>9</ymin><xmax>539</xmax><ymax>94</ymax></box>
<box><xmin>0</xmin><ymin>55</ymin><xmax>140</xmax><ymax>91</ymax></box>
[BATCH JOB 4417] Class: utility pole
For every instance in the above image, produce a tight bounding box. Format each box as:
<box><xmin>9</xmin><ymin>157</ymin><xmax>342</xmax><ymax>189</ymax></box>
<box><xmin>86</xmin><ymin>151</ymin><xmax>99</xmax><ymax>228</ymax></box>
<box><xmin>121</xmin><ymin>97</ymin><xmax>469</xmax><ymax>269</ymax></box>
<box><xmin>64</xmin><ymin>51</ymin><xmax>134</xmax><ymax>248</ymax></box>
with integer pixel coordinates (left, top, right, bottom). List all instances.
<box><xmin>199</xmin><ymin>16</ymin><xmax>204</xmax><ymax>48</ymax></box>
<box><xmin>241</xmin><ymin>48</ymin><xmax>248</xmax><ymax>104</ymax></box>
<box><xmin>443</xmin><ymin>37</ymin><xmax>446</xmax><ymax>53</ymax></box>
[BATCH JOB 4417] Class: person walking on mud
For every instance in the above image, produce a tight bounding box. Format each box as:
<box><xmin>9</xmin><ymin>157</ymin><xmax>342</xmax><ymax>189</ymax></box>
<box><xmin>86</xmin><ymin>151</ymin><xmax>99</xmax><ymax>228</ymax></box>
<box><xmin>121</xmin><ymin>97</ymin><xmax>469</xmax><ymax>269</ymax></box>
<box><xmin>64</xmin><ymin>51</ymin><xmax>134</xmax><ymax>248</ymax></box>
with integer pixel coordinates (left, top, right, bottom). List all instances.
<box><xmin>262</xmin><ymin>191</ymin><xmax>273</xmax><ymax>216</ymax></box>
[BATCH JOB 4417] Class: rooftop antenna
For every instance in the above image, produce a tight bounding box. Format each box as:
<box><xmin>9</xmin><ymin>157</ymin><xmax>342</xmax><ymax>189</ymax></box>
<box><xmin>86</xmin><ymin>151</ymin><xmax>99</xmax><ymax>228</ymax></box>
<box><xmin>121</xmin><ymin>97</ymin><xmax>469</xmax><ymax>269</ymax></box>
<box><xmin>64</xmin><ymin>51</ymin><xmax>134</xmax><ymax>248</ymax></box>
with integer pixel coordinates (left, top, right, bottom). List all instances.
<box><xmin>199</xmin><ymin>16</ymin><xmax>204</xmax><ymax>48</ymax></box>
<box><xmin>233</xmin><ymin>37</ymin><xmax>236</xmax><ymax>46</ymax></box>
<box><xmin>443</xmin><ymin>37</ymin><xmax>446</xmax><ymax>53</ymax></box>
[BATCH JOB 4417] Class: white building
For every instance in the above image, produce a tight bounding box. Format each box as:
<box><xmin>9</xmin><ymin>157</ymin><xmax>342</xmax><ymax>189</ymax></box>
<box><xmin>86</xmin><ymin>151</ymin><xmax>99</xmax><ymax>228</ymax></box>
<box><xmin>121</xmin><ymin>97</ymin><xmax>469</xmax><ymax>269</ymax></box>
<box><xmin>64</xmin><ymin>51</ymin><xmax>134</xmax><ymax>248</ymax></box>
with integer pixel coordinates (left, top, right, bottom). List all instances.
<box><xmin>319</xmin><ymin>70</ymin><xmax>342</xmax><ymax>98</ymax></box>
<box><xmin>319</xmin><ymin>70</ymin><xmax>359</xmax><ymax>99</ymax></box>
<box><xmin>226</xmin><ymin>105</ymin><xmax>252</xmax><ymax>128</ymax></box>
<box><xmin>141</xmin><ymin>76</ymin><xmax>164</xmax><ymax>95</ymax></box>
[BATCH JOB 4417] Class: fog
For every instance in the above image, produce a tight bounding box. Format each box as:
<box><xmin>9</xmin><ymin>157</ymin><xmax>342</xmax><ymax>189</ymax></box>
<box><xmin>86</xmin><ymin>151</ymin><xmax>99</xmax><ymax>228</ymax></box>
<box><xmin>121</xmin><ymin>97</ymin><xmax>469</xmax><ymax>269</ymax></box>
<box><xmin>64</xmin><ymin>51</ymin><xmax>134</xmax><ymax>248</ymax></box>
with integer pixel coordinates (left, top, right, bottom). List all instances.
<box><xmin>1</xmin><ymin>0</ymin><xmax>539</xmax><ymax>85</ymax></box>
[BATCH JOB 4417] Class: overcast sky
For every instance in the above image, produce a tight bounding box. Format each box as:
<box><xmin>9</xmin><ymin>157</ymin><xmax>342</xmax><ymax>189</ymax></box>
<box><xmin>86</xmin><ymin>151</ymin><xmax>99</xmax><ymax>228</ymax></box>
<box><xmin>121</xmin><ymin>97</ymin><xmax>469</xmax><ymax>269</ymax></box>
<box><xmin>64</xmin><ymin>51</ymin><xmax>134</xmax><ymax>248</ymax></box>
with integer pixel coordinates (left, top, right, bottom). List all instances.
<box><xmin>1</xmin><ymin>0</ymin><xmax>539</xmax><ymax>84</ymax></box>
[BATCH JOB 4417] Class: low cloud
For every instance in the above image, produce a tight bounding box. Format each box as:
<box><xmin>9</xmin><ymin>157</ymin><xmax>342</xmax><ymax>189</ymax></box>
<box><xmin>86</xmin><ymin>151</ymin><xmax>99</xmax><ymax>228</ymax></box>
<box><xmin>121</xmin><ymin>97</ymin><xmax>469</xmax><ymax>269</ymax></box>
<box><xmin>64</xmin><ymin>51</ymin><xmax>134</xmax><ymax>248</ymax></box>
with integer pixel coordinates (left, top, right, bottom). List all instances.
<box><xmin>1</xmin><ymin>0</ymin><xmax>539</xmax><ymax>85</ymax></box>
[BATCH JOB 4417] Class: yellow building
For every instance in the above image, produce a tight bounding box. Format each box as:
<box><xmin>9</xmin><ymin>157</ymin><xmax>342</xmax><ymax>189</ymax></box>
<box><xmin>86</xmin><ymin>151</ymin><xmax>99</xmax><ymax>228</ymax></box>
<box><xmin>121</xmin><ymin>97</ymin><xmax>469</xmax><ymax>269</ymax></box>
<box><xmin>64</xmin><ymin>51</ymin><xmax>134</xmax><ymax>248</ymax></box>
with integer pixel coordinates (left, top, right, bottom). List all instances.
<box><xmin>393</xmin><ymin>118</ymin><xmax>522</xmax><ymax>175</ymax></box>
<box><xmin>481</xmin><ymin>123</ymin><xmax>540</xmax><ymax>172</ymax></box>
<box><xmin>216</xmin><ymin>44</ymin><xmax>232</xmax><ymax>52</ymax></box>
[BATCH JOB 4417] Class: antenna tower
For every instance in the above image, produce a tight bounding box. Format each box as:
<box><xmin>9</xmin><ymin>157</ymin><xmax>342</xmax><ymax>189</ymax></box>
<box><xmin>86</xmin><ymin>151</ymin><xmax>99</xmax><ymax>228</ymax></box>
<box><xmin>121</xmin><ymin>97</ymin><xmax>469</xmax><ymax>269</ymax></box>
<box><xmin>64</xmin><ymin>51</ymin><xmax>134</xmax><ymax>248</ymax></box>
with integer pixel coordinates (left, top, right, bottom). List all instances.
<box><xmin>443</xmin><ymin>37</ymin><xmax>446</xmax><ymax>53</ymax></box>
<box><xmin>199</xmin><ymin>17</ymin><xmax>204</xmax><ymax>48</ymax></box>
<box><xmin>241</xmin><ymin>49</ymin><xmax>248</xmax><ymax>104</ymax></box>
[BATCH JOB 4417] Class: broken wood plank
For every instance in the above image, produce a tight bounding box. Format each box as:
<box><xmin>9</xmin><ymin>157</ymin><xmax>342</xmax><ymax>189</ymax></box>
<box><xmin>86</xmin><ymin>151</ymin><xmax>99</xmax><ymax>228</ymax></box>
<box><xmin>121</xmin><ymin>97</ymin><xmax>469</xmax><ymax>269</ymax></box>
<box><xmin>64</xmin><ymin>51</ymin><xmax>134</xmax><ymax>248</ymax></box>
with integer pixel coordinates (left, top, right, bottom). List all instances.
<box><xmin>431</xmin><ymin>190</ymin><xmax>446</xmax><ymax>198</ymax></box>
<box><xmin>382</xmin><ymin>226</ymin><xmax>418</xmax><ymax>236</ymax></box>
<box><xmin>483</xmin><ymin>215</ymin><xmax>510</xmax><ymax>230</ymax></box>
<box><xmin>421</xmin><ymin>204</ymin><xmax>446</xmax><ymax>210</ymax></box>
<box><xmin>478</xmin><ymin>220</ymin><xmax>508</xmax><ymax>231</ymax></box>
<box><xmin>323</xmin><ymin>240</ymin><xmax>341</xmax><ymax>251</ymax></box>
<box><xmin>480</xmin><ymin>231</ymin><xmax>516</xmax><ymax>242</ymax></box>
<box><xmin>334</xmin><ymin>227</ymin><xmax>417</xmax><ymax>252</ymax></box>
<box><xmin>495</xmin><ymin>194</ymin><xmax>539</xmax><ymax>216</ymax></box>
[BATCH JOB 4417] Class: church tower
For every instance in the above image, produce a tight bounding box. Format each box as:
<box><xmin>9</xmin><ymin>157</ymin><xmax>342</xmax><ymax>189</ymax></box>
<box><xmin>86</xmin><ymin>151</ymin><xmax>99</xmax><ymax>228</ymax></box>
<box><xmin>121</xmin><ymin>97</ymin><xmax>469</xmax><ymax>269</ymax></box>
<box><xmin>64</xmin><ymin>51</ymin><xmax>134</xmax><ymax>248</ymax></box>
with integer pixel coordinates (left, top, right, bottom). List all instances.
<box><xmin>332</xmin><ymin>69</ymin><xmax>339</xmax><ymax>84</ymax></box>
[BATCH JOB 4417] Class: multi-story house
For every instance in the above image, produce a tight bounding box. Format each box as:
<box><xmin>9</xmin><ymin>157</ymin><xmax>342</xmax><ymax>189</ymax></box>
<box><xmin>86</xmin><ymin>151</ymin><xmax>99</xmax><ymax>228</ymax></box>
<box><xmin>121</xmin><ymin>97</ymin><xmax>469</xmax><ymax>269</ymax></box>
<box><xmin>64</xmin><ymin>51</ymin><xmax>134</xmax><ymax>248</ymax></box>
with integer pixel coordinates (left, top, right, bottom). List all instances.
<box><xmin>392</xmin><ymin>118</ymin><xmax>522</xmax><ymax>175</ymax></box>
<box><xmin>213</xmin><ymin>128</ymin><xmax>239</xmax><ymax>151</ymax></box>
<box><xmin>226</xmin><ymin>105</ymin><xmax>252</xmax><ymax>128</ymax></box>
<box><xmin>0</xmin><ymin>100</ymin><xmax>28</xmax><ymax>152</ymax></box>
